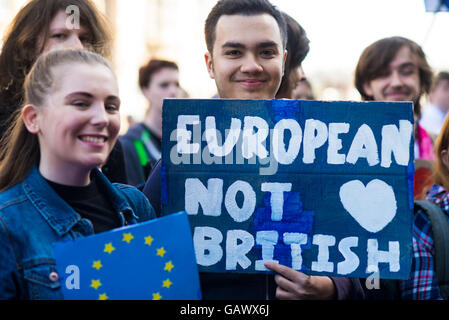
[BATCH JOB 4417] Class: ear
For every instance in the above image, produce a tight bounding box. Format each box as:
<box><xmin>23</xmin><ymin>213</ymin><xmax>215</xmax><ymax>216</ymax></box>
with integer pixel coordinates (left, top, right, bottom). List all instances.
<box><xmin>22</xmin><ymin>104</ymin><xmax>40</xmax><ymax>134</ymax></box>
<box><xmin>205</xmin><ymin>52</ymin><xmax>215</xmax><ymax>79</ymax></box>
<box><xmin>282</xmin><ymin>49</ymin><xmax>288</xmax><ymax>76</ymax></box>
<box><xmin>141</xmin><ymin>85</ymin><xmax>151</xmax><ymax>101</ymax></box>
<box><xmin>441</xmin><ymin>149</ymin><xmax>449</xmax><ymax>171</ymax></box>
<box><xmin>363</xmin><ymin>82</ymin><xmax>374</xmax><ymax>98</ymax></box>
<box><xmin>297</xmin><ymin>65</ymin><xmax>306</xmax><ymax>82</ymax></box>
<box><xmin>429</xmin><ymin>90</ymin><xmax>436</xmax><ymax>103</ymax></box>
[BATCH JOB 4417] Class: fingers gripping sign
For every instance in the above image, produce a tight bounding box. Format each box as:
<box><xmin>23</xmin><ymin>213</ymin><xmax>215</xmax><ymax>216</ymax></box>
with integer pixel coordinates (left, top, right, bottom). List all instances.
<box><xmin>264</xmin><ymin>261</ymin><xmax>336</xmax><ymax>300</ymax></box>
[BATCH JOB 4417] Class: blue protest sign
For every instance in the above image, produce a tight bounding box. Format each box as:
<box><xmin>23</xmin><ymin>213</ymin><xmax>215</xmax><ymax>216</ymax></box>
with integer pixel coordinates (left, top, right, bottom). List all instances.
<box><xmin>161</xmin><ymin>99</ymin><xmax>414</xmax><ymax>280</ymax></box>
<box><xmin>53</xmin><ymin>211</ymin><xmax>201</xmax><ymax>300</ymax></box>
<box><xmin>424</xmin><ymin>0</ymin><xmax>449</xmax><ymax>11</ymax></box>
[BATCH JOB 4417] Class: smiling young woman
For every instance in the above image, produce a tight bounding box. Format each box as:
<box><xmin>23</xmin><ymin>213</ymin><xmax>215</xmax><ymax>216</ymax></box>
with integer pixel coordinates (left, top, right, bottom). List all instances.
<box><xmin>0</xmin><ymin>49</ymin><xmax>155</xmax><ymax>300</ymax></box>
<box><xmin>0</xmin><ymin>0</ymin><xmax>128</xmax><ymax>184</ymax></box>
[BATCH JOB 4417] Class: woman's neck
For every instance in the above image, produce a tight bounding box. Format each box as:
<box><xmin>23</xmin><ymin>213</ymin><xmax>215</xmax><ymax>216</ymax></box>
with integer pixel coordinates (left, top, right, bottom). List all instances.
<box><xmin>39</xmin><ymin>161</ymin><xmax>92</xmax><ymax>186</ymax></box>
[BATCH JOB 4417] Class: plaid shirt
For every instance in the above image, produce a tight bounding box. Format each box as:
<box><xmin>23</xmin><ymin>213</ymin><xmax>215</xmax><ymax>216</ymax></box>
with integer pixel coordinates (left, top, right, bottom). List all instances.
<box><xmin>400</xmin><ymin>184</ymin><xmax>446</xmax><ymax>300</ymax></box>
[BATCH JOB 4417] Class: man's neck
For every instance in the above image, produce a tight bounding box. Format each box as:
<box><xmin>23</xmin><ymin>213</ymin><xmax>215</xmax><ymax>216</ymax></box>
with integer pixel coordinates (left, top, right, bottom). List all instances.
<box><xmin>434</xmin><ymin>102</ymin><xmax>449</xmax><ymax>114</ymax></box>
<box><xmin>143</xmin><ymin>106</ymin><xmax>162</xmax><ymax>139</ymax></box>
<box><xmin>218</xmin><ymin>95</ymin><xmax>276</xmax><ymax>100</ymax></box>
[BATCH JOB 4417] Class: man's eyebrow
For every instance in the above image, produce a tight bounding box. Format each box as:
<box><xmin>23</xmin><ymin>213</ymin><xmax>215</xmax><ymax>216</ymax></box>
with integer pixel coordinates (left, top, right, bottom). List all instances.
<box><xmin>222</xmin><ymin>42</ymin><xmax>245</xmax><ymax>49</ymax></box>
<box><xmin>222</xmin><ymin>41</ymin><xmax>279</xmax><ymax>50</ymax></box>
<box><xmin>257</xmin><ymin>41</ymin><xmax>279</xmax><ymax>49</ymax></box>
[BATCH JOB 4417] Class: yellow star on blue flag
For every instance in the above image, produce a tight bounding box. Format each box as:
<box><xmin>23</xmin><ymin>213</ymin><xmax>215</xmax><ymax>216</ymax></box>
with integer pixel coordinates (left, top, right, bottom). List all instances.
<box><xmin>53</xmin><ymin>212</ymin><xmax>201</xmax><ymax>300</ymax></box>
<box><xmin>122</xmin><ymin>233</ymin><xmax>134</xmax><ymax>243</ymax></box>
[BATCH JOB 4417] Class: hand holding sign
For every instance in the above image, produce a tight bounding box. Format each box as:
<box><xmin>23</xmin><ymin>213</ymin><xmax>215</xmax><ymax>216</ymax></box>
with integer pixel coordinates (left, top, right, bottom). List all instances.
<box><xmin>264</xmin><ymin>261</ymin><xmax>336</xmax><ymax>300</ymax></box>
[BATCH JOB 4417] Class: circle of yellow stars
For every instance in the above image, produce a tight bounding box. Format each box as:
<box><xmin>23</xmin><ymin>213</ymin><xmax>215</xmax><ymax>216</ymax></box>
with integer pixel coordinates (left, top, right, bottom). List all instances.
<box><xmin>90</xmin><ymin>232</ymin><xmax>174</xmax><ymax>300</ymax></box>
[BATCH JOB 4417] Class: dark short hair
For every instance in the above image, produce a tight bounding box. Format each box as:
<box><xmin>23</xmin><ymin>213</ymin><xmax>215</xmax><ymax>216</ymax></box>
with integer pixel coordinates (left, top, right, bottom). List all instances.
<box><xmin>354</xmin><ymin>36</ymin><xmax>432</xmax><ymax>118</ymax></box>
<box><xmin>204</xmin><ymin>0</ymin><xmax>287</xmax><ymax>54</ymax></box>
<box><xmin>138</xmin><ymin>59</ymin><xmax>179</xmax><ymax>89</ymax></box>
<box><xmin>431</xmin><ymin>71</ymin><xmax>449</xmax><ymax>91</ymax></box>
<box><xmin>276</xmin><ymin>12</ymin><xmax>309</xmax><ymax>98</ymax></box>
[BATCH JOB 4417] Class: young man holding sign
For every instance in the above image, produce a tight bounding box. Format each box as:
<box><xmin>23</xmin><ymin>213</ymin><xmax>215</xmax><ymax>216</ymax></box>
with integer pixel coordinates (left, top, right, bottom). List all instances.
<box><xmin>144</xmin><ymin>0</ymin><xmax>363</xmax><ymax>300</ymax></box>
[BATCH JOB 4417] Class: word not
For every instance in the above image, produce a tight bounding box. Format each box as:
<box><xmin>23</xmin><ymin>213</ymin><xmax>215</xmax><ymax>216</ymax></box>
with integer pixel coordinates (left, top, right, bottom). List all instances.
<box><xmin>186</xmin><ymin>179</ymin><xmax>291</xmax><ymax>221</ymax></box>
<box><xmin>174</xmin><ymin>115</ymin><xmax>412</xmax><ymax>169</ymax></box>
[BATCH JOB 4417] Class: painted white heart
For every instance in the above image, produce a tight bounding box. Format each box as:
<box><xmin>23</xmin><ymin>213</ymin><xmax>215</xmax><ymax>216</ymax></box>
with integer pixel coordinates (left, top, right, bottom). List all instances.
<box><xmin>339</xmin><ymin>179</ymin><xmax>397</xmax><ymax>233</ymax></box>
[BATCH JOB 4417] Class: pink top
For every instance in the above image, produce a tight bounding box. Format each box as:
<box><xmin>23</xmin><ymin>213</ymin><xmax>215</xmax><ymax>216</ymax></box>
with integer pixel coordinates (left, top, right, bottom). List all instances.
<box><xmin>416</xmin><ymin>123</ymin><xmax>435</xmax><ymax>160</ymax></box>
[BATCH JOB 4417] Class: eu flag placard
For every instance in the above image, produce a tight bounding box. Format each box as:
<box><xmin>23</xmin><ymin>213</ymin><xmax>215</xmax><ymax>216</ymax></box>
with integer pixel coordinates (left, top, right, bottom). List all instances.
<box><xmin>53</xmin><ymin>211</ymin><xmax>201</xmax><ymax>300</ymax></box>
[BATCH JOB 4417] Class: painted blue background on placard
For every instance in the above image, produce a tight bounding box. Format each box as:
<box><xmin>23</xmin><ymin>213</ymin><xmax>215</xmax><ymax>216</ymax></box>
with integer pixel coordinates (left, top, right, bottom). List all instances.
<box><xmin>53</xmin><ymin>211</ymin><xmax>201</xmax><ymax>300</ymax></box>
<box><xmin>161</xmin><ymin>99</ymin><xmax>414</xmax><ymax>280</ymax></box>
<box><xmin>424</xmin><ymin>0</ymin><xmax>449</xmax><ymax>11</ymax></box>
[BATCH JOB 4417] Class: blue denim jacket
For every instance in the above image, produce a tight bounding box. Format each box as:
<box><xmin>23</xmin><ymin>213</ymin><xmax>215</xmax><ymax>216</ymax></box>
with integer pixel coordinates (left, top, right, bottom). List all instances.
<box><xmin>0</xmin><ymin>166</ymin><xmax>156</xmax><ymax>300</ymax></box>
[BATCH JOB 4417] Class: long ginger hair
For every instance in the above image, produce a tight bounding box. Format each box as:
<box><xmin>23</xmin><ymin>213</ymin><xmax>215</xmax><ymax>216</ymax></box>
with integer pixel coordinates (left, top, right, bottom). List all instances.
<box><xmin>433</xmin><ymin>114</ymin><xmax>449</xmax><ymax>191</ymax></box>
